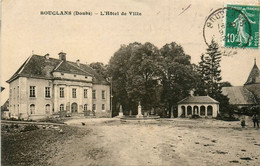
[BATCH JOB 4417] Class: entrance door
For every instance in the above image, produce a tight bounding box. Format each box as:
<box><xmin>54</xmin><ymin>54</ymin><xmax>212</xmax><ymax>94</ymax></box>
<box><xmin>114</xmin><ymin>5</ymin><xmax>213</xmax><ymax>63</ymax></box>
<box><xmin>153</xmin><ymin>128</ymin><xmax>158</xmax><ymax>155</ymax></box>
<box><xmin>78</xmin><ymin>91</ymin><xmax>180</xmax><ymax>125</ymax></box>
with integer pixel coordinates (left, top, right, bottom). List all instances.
<box><xmin>71</xmin><ymin>103</ymin><xmax>78</xmax><ymax>113</ymax></box>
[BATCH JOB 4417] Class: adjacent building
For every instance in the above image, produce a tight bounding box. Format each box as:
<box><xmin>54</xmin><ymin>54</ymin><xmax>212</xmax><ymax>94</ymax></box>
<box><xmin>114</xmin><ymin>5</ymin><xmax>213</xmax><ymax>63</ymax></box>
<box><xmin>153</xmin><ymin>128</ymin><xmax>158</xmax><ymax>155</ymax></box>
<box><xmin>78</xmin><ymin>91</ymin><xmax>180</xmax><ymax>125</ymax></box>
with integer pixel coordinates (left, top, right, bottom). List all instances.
<box><xmin>1</xmin><ymin>99</ymin><xmax>9</xmax><ymax>119</ymax></box>
<box><xmin>6</xmin><ymin>52</ymin><xmax>111</xmax><ymax>119</ymax></box>
<box><xmin>222</xmin><ymin>59</ymin><xmax>260</xmax><ymax>108</ymax></box>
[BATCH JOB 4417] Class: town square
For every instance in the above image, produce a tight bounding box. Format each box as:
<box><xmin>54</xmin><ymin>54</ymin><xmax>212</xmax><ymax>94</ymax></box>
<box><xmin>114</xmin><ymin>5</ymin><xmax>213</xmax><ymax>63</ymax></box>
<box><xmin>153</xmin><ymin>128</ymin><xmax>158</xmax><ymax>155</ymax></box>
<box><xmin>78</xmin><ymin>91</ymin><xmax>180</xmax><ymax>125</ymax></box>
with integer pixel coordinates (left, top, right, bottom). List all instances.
<box><xmin>1</xmin><ymin>0</ymin><xmax>260</xmax><ymax>165</ymax></box>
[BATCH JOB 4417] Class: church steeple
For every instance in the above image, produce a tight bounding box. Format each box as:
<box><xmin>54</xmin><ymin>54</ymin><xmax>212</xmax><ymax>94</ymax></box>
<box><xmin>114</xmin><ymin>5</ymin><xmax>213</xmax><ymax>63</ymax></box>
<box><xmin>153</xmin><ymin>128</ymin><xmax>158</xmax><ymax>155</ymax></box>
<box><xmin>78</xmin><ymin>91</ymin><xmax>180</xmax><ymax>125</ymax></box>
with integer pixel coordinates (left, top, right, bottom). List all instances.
<box><xmin>244</xmin><ymin>58</ymin><xmax>260</xmax><ymax>85</ymax></box>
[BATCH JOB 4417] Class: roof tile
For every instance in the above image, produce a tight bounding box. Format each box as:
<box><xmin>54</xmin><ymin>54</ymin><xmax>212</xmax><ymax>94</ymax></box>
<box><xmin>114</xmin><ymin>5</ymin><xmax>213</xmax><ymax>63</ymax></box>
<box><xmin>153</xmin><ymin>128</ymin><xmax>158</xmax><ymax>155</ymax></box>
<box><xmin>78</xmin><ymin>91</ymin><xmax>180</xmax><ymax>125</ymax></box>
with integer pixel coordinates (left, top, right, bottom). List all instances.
<box><xmin>222</xmin><ymin>86</ymin><xmax>257</xmax><ymax>105</ymax></box>
<box><xmin>178</xmin><ymin>96</ymin><xmax>219</xmax><ymax>104</ymax></box>
<box><xmin>7</xmin><ymin>55</ymin><xmax>109</xmax><ymax>85</ymax></box>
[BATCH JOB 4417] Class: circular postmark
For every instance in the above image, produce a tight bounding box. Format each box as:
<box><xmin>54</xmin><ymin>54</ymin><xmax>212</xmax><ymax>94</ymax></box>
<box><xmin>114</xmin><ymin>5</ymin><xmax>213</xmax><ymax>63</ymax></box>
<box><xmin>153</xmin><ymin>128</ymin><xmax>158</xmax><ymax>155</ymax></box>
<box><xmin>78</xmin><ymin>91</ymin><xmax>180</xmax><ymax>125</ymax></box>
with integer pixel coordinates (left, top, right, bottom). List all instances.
<box><xmin>203</xmin><ymin>7</ymin><xmax>253</xmax><ymax>48</ymax></box>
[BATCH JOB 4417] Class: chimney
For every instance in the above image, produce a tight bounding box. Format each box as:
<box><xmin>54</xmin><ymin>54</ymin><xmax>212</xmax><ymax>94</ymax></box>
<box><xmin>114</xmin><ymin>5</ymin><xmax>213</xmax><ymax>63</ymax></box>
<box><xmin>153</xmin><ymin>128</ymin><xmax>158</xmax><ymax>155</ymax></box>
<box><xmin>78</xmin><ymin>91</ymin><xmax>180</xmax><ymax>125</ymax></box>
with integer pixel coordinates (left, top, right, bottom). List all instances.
<box><xmin>44</xmin><ymin>53</ymin><xmax>50</xmax><ymax>59</ymax></box>
<box><xmin>76</xmin><ymin>59</ymin><xmax>80</xmax><ymax>66</ymax></box>
<box><xmin>58</xmin><ymin>52</ymin><xmax>66</xmax><ymax>61</ymax></box>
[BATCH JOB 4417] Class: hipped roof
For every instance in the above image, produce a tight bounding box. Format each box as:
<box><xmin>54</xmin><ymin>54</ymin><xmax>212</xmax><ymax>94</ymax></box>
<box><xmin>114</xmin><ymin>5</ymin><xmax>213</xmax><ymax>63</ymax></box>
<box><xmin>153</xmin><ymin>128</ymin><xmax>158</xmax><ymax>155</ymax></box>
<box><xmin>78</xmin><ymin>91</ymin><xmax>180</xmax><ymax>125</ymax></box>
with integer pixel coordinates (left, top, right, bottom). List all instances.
<box><xmin>222</xmin><ymin>86</ymin><xmax>257</xmax><ymax>105</ymax></box>
<box><xmin>6</xmin><ymin>54</ymin><xmax>109</xmax><ymax>85</ymax></box>
<box><xmin>178</xmin><ymin>96</ymin><xmax>219</xmax><ymax>104</ymax></box>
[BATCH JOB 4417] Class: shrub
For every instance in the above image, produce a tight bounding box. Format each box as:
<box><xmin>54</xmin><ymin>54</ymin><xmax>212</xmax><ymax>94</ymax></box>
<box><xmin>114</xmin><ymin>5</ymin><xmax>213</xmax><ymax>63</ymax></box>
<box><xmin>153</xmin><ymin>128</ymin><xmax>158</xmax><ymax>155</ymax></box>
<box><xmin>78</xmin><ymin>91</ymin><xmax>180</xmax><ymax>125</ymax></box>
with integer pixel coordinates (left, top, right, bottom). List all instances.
<box><xmin>9</xmin><ymin>117</ymin><xmax>18</xmax><ymax>121</ymax></box>
<box><xmin>216</xmin><ymin>113</ymin><xmax>239</xmax><ymax>121</ymax></box>
<box><xmin>180</xmin><ymin>114</ymin><xmax>186</xmax><ymax>118</ymax></box>
<box><xmin>21</xmin><ymin>125</ymin><xmax>39</xmax><ymax>132</ymax></box>
<box><xmin>156</xmin><ymin>107</ymin><xmax>168</xmax><ymax>118</ymax></box>
<box><xmin>191</xmin><ymin>114</ymin><xmax>201</xmax><ymax>119</ymax></box>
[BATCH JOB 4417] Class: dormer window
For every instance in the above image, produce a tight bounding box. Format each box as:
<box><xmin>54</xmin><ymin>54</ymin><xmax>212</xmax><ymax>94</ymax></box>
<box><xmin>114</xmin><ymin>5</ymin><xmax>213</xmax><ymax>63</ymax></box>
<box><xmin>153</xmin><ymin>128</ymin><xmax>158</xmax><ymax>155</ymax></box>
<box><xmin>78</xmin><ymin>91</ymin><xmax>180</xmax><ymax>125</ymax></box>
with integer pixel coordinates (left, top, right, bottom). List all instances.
<box><xmin>74</xmin><ymin>75</ymin><xmax>77</xmax><ymax>77</ymax></box>
<box><xmin>85</xmin><ymin>76</ymin><xmax>88</xmax><ymax>79</ymax></box>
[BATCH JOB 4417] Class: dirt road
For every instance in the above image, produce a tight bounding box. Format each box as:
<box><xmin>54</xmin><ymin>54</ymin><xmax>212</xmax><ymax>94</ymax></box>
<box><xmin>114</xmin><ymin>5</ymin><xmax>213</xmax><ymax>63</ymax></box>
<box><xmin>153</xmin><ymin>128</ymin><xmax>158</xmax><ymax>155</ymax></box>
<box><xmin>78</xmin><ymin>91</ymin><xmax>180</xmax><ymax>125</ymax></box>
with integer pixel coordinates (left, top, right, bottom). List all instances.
<box><xmin>50</xmin><ymin>119</ymin><xmax>260</xmax><ymax>166</ymax></box>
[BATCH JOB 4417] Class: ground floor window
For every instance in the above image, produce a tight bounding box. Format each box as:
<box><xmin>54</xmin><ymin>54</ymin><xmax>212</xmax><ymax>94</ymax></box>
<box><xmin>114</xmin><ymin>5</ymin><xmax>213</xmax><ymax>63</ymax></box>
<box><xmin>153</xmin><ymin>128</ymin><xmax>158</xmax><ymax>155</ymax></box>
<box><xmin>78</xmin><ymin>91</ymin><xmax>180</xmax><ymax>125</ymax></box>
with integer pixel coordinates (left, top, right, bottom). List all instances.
<box><xmin>102</xmin><ymin>104</ymin><xmax>105</xmax><ymax>110</ymax></box>
<box><xmin>92</xmin><ymin>104</ymin><xmax>96</xmax><ymax>111</ymax></box>
<box><xmin>45</xmin><ymin>104</ymin><xmax>50</xmax><ymax>114</ymax></box>
<box><xmin>30</xmin><ymin>104</ymin><xmax>35</xmax><ymax>114</ymax></box>
<box><xmin>60</xmin><ymin>104</ymin><xmax>64</xmax><ymax>111</ymax></box>
<box><xmin>84</xmin><ymin>104</ymin><xmax>88</xmax><ymax>111</ymax></box>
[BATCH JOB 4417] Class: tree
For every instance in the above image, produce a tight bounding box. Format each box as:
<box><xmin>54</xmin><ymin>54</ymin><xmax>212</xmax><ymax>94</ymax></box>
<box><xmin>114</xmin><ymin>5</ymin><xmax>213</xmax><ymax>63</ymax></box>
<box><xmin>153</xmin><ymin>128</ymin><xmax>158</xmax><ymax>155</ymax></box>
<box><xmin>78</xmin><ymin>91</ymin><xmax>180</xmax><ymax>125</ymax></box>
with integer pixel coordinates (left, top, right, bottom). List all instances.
<box><xmin>108</xmin><ymin>42</ymin><xmax>163</xmax><ymax>115</ymax></box>
<box><xmin>125</xmin><ymin>42</ymin><xmax>162</xmax><ymax>111</ymax></box>
<box><xmin>109</xmin><ymin>41</ymin><xmax>199</xmax><ymax>117</ymax></box>
<box><xmin>196</xmin><ymin>40</ymin><xmax>233</xmax><ymax>116</ymax></box>
<box><xmin>220</xmin><ymin>81</ymin><xmax>232</xmax><ymax>87</ymax></box>
<box><xmin>196</xmin><ymin>40</ymin><xmax>222</xmax><ymax>97</ymax></box>
<box><xmin>160</xmin><ymin>42</ymin><xmax>197</xmax><ymax>117</ymax></box>
<box><xmin>108</xmin><ymin>42</ymin><xmax>142</xmax><ymax>115</ymax></box>
<box><xmin>89</xmin><ymin>62</ymin><xmax>108</xmax><ymax>79</ymax></box>
<box><xmin>195</xmin><ymin>54</ymin><xmax>208</xmax><ymax>96</ymax></box>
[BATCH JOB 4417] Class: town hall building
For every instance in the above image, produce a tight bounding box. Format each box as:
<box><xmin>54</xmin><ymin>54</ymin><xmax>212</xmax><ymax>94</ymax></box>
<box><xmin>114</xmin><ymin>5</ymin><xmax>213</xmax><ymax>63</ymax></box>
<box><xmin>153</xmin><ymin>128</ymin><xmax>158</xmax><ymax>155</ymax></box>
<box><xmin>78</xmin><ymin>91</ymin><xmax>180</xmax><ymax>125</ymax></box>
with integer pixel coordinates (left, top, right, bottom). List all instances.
<box><xmin>7</xmin><ymin>52</ymin><xmax>111</xmax><ymax>119</ymax></box>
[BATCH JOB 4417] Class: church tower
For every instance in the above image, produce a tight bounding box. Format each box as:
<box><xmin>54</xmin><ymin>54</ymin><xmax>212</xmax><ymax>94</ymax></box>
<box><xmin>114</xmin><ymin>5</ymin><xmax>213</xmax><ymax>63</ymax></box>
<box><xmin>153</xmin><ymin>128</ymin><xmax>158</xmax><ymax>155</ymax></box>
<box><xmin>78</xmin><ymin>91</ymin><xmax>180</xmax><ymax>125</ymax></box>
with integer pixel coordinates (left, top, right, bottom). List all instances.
<box><xmin>244</xmin><ymin>58</ymin><xmax>260</xmax><ymax>85</ymax></box>
<box><xmin>244</xmin><ymin>58</ymin><xmax>260</xmax><ymax>104</ymax></box>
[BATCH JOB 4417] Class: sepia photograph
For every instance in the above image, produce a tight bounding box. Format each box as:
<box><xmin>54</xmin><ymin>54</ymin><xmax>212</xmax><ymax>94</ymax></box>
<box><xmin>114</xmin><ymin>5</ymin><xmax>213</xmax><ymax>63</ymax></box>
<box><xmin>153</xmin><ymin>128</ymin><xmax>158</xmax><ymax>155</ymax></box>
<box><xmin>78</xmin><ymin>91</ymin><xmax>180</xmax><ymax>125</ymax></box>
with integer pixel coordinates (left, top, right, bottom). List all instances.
<box><xmin>1</xmin><ymin>0</ymin><xmax>260</xmax><ymax>165</ymax></box>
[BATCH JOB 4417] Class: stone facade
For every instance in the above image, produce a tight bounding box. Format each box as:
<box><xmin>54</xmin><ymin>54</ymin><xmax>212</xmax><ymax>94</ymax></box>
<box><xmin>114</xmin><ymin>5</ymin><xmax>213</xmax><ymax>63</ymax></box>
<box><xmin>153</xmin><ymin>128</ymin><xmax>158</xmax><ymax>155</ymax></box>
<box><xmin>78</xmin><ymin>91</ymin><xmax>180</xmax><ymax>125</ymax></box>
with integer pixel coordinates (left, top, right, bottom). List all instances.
<box><xmin>7</xmin><ymin>53</ymin><xmax>111</xmax><ymax>119</ymax></box>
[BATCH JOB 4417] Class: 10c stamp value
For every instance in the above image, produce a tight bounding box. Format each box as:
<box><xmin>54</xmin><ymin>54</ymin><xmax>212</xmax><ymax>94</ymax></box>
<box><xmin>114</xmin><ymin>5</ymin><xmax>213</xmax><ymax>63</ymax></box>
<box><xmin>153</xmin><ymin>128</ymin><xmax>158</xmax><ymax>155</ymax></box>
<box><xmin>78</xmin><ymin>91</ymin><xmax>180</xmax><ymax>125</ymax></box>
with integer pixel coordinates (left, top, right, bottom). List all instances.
<box><xmin>225</xmin><ymin>4</ymin><xmax>259</xmax><ymax>49</ymax></box>
<box><xmin>203</xmin><ymin>4</ymin><xmax>259</xmax><ymax>49</ymax></box>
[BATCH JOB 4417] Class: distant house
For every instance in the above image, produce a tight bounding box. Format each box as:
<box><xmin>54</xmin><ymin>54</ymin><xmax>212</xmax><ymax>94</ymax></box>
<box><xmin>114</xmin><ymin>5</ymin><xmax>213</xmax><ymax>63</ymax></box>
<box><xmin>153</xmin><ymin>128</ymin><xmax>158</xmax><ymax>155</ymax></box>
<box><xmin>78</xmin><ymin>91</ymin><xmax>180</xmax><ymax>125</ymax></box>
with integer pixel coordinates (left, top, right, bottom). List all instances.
<box><xmin>177</xmin><ymin>96</ymin><xmax>219</xmax><ymax>118</ymax></box>
<box><xmin>1</xmin><ymin>99</ymin><xmax>9</xmax><ymax>119</ymax></box>
<box><xmin>6</xmin><ymin>52</ymin><xmax>111</xmax><ymax>119</ymax></box>
<box><xmin>222</xmin><ymin>59</ymin><xmax>260</xmax><ymax>108</ymax></box>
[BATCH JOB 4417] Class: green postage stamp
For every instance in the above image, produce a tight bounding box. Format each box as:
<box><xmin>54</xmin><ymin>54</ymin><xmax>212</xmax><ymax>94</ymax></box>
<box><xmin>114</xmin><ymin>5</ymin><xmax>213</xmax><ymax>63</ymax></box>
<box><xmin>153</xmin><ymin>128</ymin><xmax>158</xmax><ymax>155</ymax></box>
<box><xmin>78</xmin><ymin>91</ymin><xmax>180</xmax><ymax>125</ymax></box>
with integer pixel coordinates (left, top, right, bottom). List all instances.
<box><xmin>225</xmin><ymin>4</ymin><xmax>260</xmax><ymax>48</ymax></box>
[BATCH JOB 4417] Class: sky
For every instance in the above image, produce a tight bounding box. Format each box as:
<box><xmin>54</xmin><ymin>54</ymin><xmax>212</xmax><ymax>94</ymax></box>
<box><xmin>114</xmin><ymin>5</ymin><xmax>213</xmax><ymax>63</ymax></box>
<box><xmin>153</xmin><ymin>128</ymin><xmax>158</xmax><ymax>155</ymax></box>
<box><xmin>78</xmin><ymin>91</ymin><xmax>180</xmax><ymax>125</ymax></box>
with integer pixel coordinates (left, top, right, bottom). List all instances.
<box><xmin>1</xmin><ymin>0</ymin><xmax>260</xmax><ymax>104</ymax></box>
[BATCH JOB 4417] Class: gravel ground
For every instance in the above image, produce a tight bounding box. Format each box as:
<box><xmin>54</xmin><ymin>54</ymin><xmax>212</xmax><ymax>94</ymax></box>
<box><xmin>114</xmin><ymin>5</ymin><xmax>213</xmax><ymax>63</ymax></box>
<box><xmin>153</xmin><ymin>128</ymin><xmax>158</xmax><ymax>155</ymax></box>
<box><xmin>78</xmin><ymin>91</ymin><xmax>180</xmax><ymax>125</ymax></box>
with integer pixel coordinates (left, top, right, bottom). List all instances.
<box><xmin>1</xmin><ymin>124</ymin><xmax>91</xmax><ymax>166</ymax></box>
<box><xmin>2</xmin><ymin>118</ymin><xmax>260</xmax><ymax>166</ymax></box>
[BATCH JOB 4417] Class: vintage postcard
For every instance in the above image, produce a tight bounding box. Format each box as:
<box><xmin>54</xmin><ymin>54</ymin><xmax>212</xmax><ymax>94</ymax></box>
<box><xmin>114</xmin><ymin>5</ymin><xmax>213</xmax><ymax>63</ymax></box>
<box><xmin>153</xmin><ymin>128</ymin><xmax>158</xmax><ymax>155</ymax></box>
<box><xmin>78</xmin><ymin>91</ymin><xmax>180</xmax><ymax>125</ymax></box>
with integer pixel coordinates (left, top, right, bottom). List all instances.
<box><xmin>1</xmin><ymin>0</ymin><xmax>260</xmax><ymax>165</ymax></box>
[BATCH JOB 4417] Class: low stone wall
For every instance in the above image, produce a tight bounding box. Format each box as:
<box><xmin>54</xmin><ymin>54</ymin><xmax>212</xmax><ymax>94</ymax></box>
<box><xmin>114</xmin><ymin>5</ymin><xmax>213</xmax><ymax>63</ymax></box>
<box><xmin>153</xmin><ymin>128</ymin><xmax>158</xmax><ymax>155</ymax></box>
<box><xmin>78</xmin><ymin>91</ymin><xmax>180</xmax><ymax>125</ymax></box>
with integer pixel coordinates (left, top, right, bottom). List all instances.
<box><xmin>7</xmin><ymin>110</ymin><xmax>112</xmax><ymax>120</ymax></box>
<box><xmin>94</xmin><ymin>110</ymin><xmax>111</xmax><ymax>118</ymax></box>
<box><xmin>28</xmin><ymin>114</ymin><xmax>47</xmax><ymax>120</ymax></box>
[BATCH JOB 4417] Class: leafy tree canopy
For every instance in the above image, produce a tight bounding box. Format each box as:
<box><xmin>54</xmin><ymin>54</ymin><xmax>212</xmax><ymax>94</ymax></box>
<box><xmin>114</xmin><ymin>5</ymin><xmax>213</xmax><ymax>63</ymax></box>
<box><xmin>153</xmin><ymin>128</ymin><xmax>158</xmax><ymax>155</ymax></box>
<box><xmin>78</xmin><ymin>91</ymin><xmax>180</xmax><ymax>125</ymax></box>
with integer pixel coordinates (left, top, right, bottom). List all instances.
<box><xmin>89</xmin><ymin>62</ymin><xmax>108</xmax><ymax>79</ymax></box>
<box><xmin>108</xmin><ymin>42</ymin><xmax>197</xmax><ymax>115</ymax></box>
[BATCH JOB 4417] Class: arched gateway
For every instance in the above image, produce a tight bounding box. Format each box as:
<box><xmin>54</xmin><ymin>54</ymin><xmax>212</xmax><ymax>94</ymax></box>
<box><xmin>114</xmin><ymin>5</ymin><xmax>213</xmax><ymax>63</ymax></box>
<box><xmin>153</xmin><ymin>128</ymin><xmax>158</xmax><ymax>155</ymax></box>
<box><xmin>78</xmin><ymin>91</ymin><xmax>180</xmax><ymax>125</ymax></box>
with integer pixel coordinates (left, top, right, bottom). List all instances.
<box><xmin>177</xmin><ymin>96</ymin><xmax>219</xmax><ymax>118</ymax></box>
<box><xmin>71</xmin><ymin>103</ymin><xmax>78</xmax><ymax>113</ymax></box>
